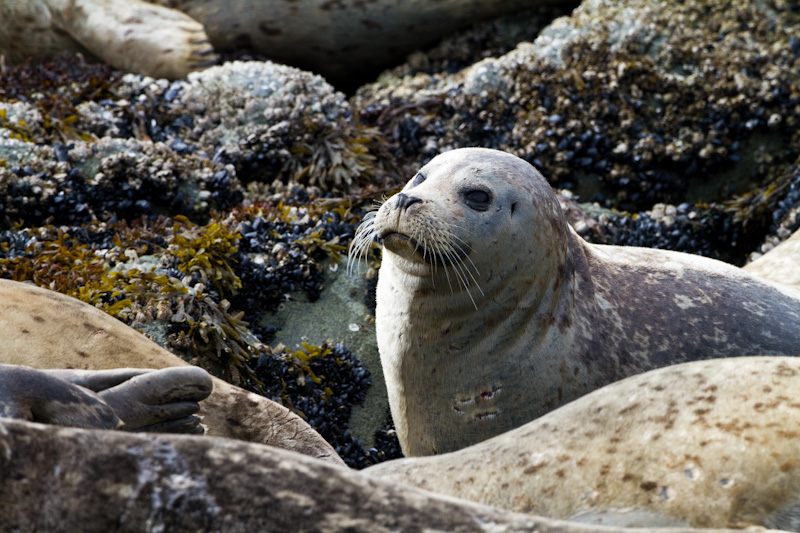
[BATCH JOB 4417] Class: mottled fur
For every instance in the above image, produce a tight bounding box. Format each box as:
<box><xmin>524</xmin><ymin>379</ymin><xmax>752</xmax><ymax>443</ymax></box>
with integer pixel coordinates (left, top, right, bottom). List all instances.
<box><xmin>367</xmin><ymin>357</ymin><xmax>800</xmax><ymax>531</ymax></box>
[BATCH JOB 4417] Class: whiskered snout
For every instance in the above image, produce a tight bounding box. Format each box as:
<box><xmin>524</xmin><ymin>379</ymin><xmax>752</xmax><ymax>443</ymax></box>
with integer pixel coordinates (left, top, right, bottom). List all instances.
<box><xmin>347</xmin><ymin>192</ymin><xmax>483</xmax><ymax>308</ymax></box>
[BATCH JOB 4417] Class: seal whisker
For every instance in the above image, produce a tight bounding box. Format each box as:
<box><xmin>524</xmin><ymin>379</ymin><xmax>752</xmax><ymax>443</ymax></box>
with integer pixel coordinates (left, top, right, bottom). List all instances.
<box><xmin>448</xmin><ymin>240</ymin><xmax>484</xmax><ymax>297</ymax></box>
<box><xmin>431</xmin><ymin>239</ymin><xmax>457</xmax><ymax>294</ymax></box>
<box><xmin>347</xmin><ymin>211</ymin><xmax>378</xmax><ymax>276</ymax></box>
<box><xmin>346</xmin><ymin>232</ymin><xmax>371</xmax><ymax>274</ymax></box>
<box><xmin>446</xmin><ymin>252</ymin><xmax>480</xmax><ymax>309</ymax></box>
<box><xmin>410</xmin><ymin>225</ymin><xmax>426</xmax><ymax>259</ymax></box>
<box><xmin>436</xmin><ymin>231</ymin><xmax>478</xmax><ymax>288</ymax></box>
<box><xmin>449</xmin><ymin>264</ymin><xmax>479</xmax><ymax>310</ymax></box>
<box><xmin>420</xmin><ymin>231</ymin><xmax>439</xmax><ymax>285</ymax></box>
<box><xmin>425</xmin><ymin>225</ymin><xmax>482</xmax><ymax>305</ymax></box>
<box><xmin>449</xmin><ymin>235</ymin><xmax>481</xmax><ymax>278</ymax></box>
<box><xmin>436</xmin><ymin>243</ymin><xmax>479</xmax><ymax>309</ymax></box>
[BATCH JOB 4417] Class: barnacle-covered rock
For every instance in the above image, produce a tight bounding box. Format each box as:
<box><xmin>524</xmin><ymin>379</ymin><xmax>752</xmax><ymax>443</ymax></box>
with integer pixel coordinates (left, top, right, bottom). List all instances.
<box><xmin>0</xmin><ymin>137</ymin><xmax>241</xmax><ymax>227</ymax></box>
<box><xmin>0</xmin><ymin>195</ymin><xmax>388</xmax><ymax>464</ymax></box>
<box><xmin>746</xmin><ymin>162</ymin><xmax>800</xmax><ymax>259</ymax></box>
<box><xmin>118</xmin><ymin>61</ymin><xmax>393</xmax><ymax>193</ymax></box>
<box><xmin>380</xmin><ymin>6</ymin><xmax>571</xmax><ymax>83</ymax></box>
<box><xmin>0</xmin><ymin>57</ymin><xmax>395</xmax><ymax>231</ymax></box>
<box><xmin>580</xmin><ymin>202</ymin><xmax>757</xmax><ymax>265</ymax></box>
<box><xmin>354</xmin><ymin>0</ymin><xmax>800</xmax><ymax>244</ymax></box>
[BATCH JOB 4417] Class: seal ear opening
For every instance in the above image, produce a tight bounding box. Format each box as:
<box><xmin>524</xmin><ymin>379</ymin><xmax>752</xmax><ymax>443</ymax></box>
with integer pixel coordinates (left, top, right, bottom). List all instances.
<box><xmin>510</xmin><ymin>202</ymin><xmax>517</xmax><ymax>216</ymax></box>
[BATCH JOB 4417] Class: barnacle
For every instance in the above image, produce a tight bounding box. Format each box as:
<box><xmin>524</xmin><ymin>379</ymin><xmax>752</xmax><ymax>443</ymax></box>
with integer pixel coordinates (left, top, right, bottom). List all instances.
<box><xmin>107</xmin><ymin>268</ymin><xmax>262</xmax><ymax>386</ymax></box>
<box><xmin>0</xmin><ymin>55</ymin><xmax>116</xmax><ymax>143</ymax></box>
<box><xmin>354</xmin><ymin>0</ymin><xmax>800</xmax><ymax>218</ymax></box>
<box><xmin>0</xmin><ymin>216</ymin><xmax>264</xmax><ymax>386</ymax></box>
<box><xmin>0</xmin><ymin>226</ymin><xmax>130</xmax><ymax>314</ymax></box>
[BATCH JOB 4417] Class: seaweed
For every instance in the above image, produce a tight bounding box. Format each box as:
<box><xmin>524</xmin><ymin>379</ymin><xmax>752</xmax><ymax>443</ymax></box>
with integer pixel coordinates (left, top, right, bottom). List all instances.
<box><xmin>252</xmin><ymin>341</ymin><xmax>379</xmax><ymax>468</ymax></box>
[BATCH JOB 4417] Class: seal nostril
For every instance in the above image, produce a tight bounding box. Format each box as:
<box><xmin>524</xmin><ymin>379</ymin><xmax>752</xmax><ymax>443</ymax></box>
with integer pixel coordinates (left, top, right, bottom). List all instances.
<box><xmin>394</xmin><ymin>193</ymin><xmax>422</xmax><ymax>211</ymax></box>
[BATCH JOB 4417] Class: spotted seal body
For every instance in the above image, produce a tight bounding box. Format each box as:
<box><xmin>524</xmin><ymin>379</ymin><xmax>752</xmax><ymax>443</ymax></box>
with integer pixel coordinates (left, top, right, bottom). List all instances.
<box><xmin>366</xmin><ymin>356</ymin><xmax>800</xmax><ymax>530</ymax></box>
<box><xmin>0</xmin><ymin>279</ymin><xmax>343</xmax><ymax>464</ymax></box>
<box><xmin>1</xmin><ymin>0</ymin><xmax>548</xmax><ymax>81</ymax></box>
<box><xmin>351</xmin><ymin>147</ymin><xmax>800</xmax><ymax>457</ymax></box>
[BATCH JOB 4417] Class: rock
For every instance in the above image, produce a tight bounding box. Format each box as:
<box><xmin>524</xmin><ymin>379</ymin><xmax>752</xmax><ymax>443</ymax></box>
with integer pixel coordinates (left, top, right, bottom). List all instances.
<box><xmin>745</xmin><ymin>162</ymin><xmax>800</xmax><ymax>262</ymax></box>
<box><xmin>0</xmin><ymin>417</ymin><xmax>752</xmax><ymax>533</ymax></box>
<box><xmin>269</xmin><ymin>261</ymin><xmax>386</xmax><ymax>450</ymax></box>
<box><xmin>0</xmin><ymin>58</ymin><xmax>390</xmax><ymax>231</ymax></box>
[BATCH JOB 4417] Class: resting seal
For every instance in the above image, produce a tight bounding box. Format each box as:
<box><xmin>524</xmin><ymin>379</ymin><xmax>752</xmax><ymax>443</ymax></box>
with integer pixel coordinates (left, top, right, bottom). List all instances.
<box><xmin>744</xmin><ymin>228</ymin><xmax>800</xmax><ymax>290</ymax></box>
<box><xmin>366</xmin><ymin>356</ymin><xmax>800</xmax><ymax>530</ymax></box>
<box><xmin>0</xmin><ymin>365</ymin><xmax>212</xmax><ymax>433</ymax></box>
<box><xmin>0</xmin><ymin>0</ymin><xmax>217</xmax><ymax>80</ymax></box>
<box><xmin>0</xmin><ymin>279</ymin><xmax>343</xmax><ymax>464</ymax></box>
<box><xmin>1</xmin><ymin>0</ymin><xmax>545</xmax><ymax>81</ymax></box>
<box><xmin>350</xmin><ymin>147</ymin><xmax>800</xmax><ymax>456</ymax></box>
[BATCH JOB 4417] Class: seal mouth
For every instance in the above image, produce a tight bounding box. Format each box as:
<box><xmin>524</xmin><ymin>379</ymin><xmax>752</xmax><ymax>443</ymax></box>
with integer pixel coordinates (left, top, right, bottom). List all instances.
<box><xmin>381</xmin><ymin>231</ymin><xmax>416</xmax><ymax>247</ymax></box>
<box><xmin>381</xmin><ymin>231</ymin><xmax>425</xmax><ymax>261</ymax></box>
<box><xmin>381</xmin><ymin>231</ymin><xmax>470</xmax><ymax>267</ymax></box>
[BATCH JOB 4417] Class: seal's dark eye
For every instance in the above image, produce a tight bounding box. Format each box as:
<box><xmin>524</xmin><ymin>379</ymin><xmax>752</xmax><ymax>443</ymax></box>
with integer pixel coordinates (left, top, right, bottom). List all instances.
<box><xmin>464</xmin><ymin>189</ymin><xmax>491</xmax><ymax>211</ymax></box>
<box><xmin>409</xmin><ymin>173</ymin><xmax>426</xmax><ymax>188</ymax></box>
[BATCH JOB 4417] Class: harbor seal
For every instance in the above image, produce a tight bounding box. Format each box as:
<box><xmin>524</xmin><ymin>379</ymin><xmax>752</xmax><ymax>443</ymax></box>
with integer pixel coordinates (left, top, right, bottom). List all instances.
<box><xmin>350</xmin><ymin>147</ymin><xmax>800</xmax><ymax>456</ymax></box>
<box><xmin>366</xmin><ymin>356</ymin><xmax>800</xmax><ymax>530</ymax></box>
<box><xmin>0</xmin><ymin>0</ymin><xmax>217</xmax><ymax>80</ymax></box>
<box><xmin>0</xmin><ymin>278</ymin><xmax>343</xmax><ymax>464</ymax></box>
<box><xmin>1</xmin><ymin>0</ymin><xmax>551</xmax><ymax>82</ymax></box>
<box><xmin>0</xmin><ymin>364</ymin><xmax>212</xmax><ymax>433</ymax></box>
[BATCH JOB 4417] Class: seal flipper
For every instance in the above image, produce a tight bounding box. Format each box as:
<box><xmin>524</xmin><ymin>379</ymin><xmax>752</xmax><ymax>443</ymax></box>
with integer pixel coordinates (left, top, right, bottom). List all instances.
<box><xmin>98</xmin><ymin>366</ymin><xmax>213</xmax><ymax>434</ymax></box>
<box><xmin>45</xmin><ymin>0</ymin><xmax>219</xmax><ymax>79</ymax></box>
<box><xmin>0</xmin><ymin>0</ymin><xmax>94</xmax><ymax>65</ymax></box>
<box><xmin>133</xmin><ymin>414</ymin><xmax>206</xmax><ymax>435</ymax></box>
<box><xmin>44</xmin><ymin>367</ymin><xmax>153</xmax><ymax>392</ymax></box>
<box><xmin>0</xmin><ymin>364</ymin><xmax>122</xmax><ymax>430</ymax></box>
